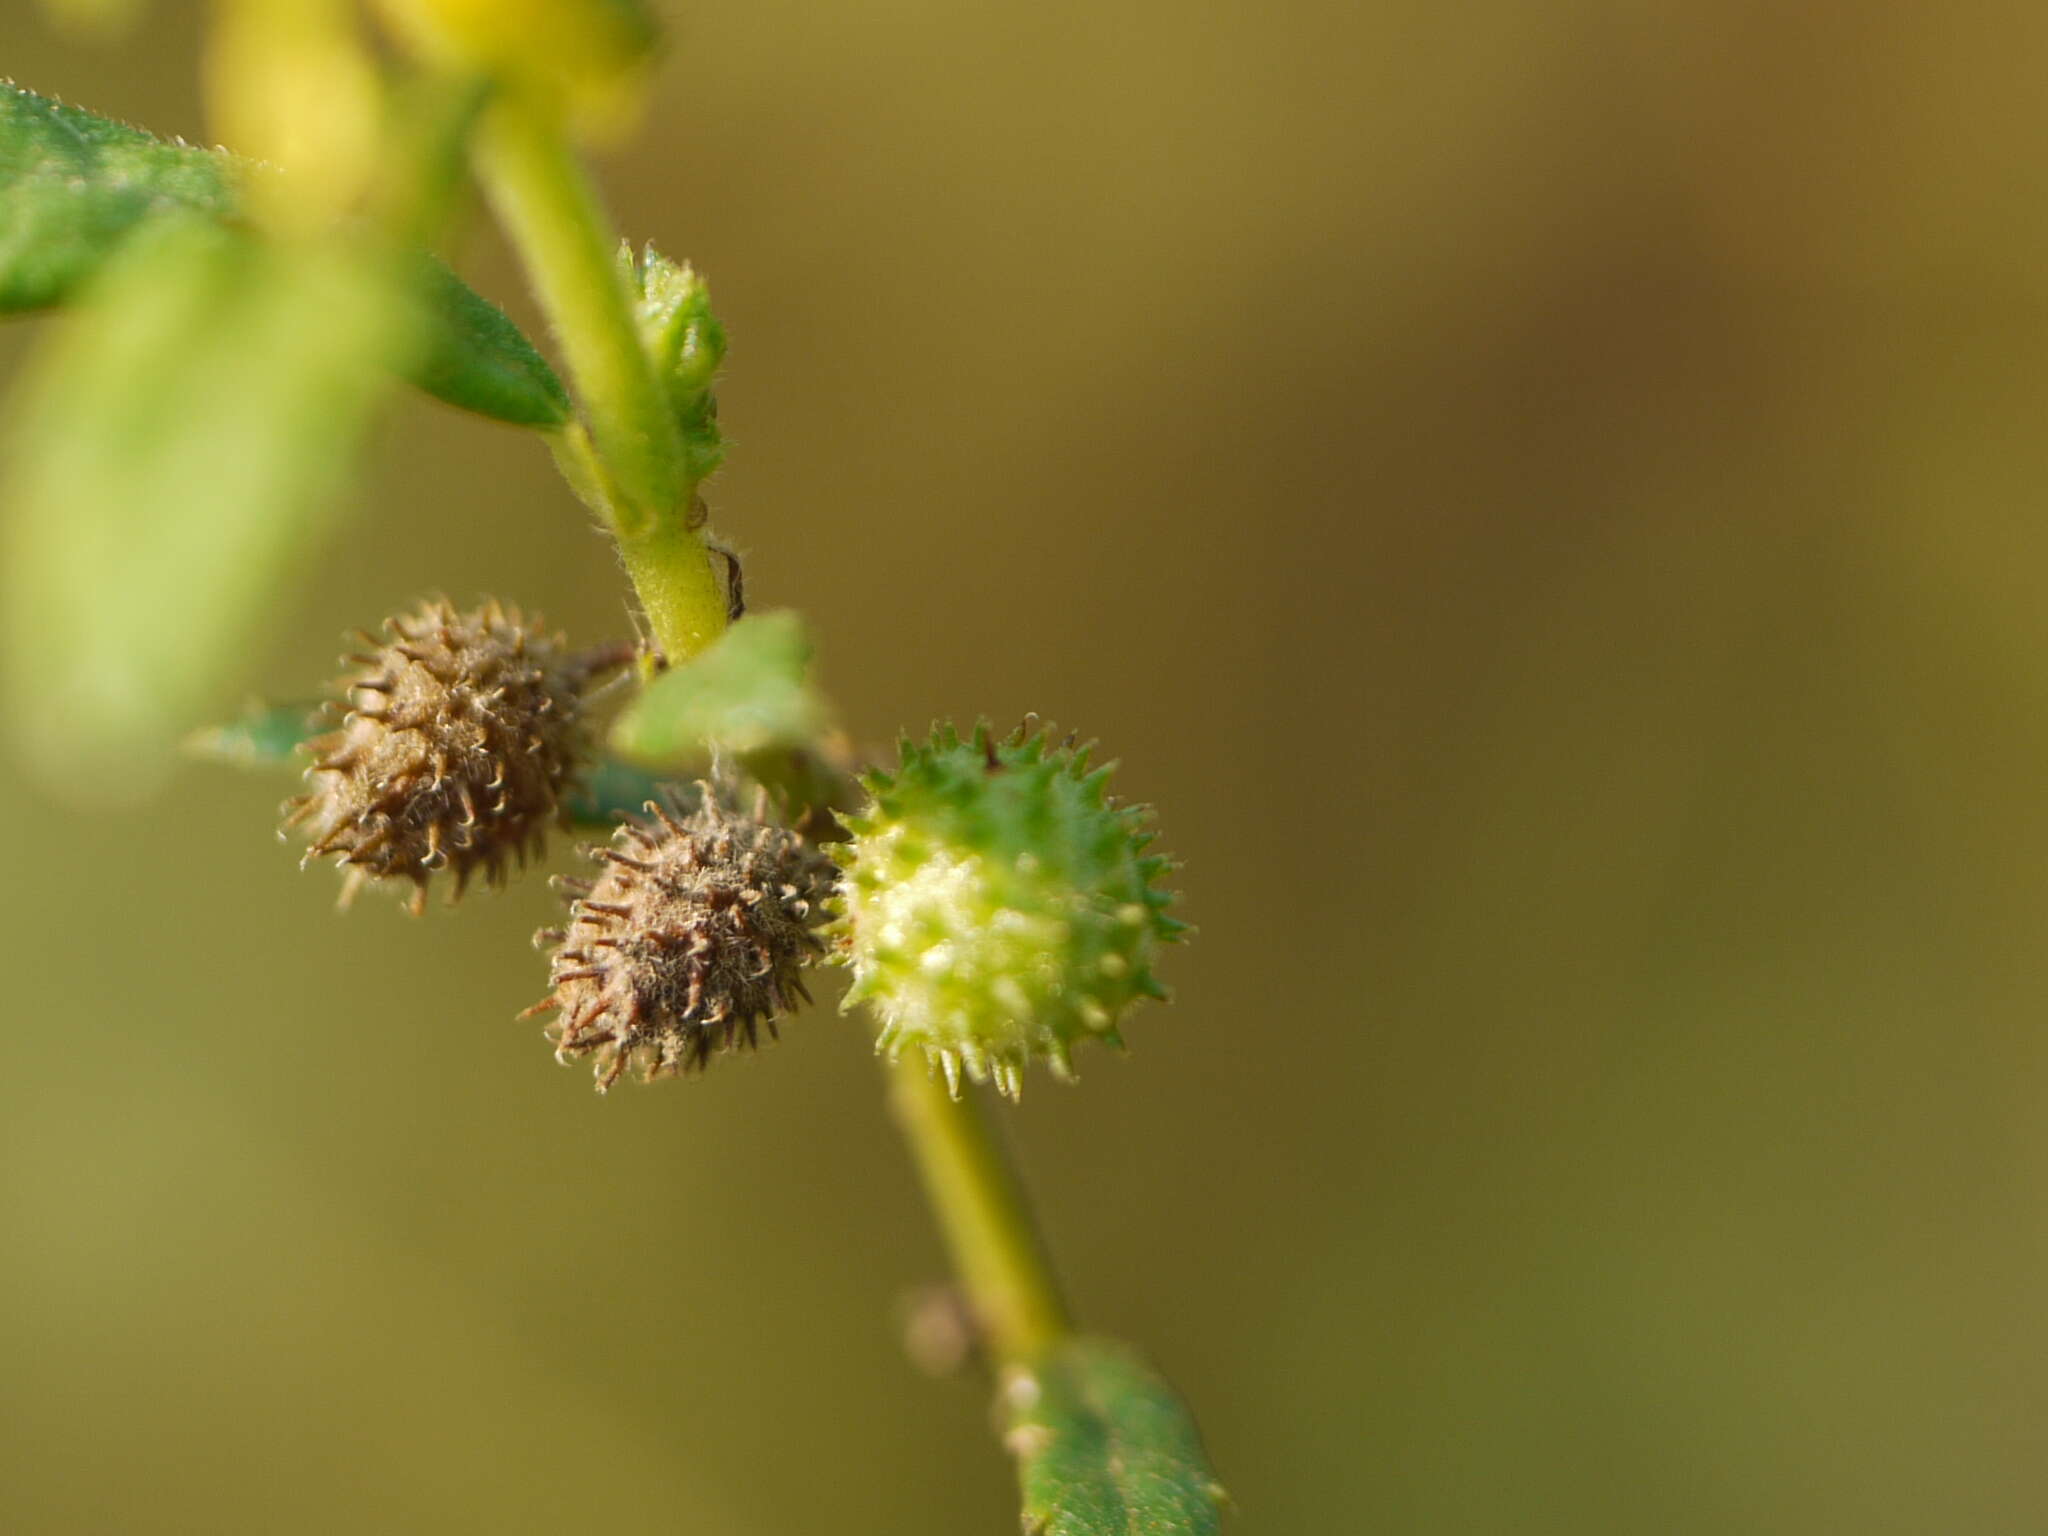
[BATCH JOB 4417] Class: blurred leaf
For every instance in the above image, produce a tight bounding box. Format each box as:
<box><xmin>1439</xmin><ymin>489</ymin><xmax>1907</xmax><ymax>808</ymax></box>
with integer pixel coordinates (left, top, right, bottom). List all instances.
<box><xmin>0</xmin><ymin>217</ymin><xmax>409</xmax><ymax>799</ymax></box>
<box><xmin>1003</xmin><ymin>1338</ymin><xmax>1226</xmax><ymax>1536</ymax></box>
<box><xmin>0</xmin><ymin>80</ymin><xmax>568</xmax><ymax>427</ymax></box>
<box><xmin>611</xmin><ymin>610</ymin><xmax>827</xmax><ymax>769</ymax></box>
<box><xmin>182</xmin><ymin>700</ymin><xmax>331</xmax><ymax>768</ymax></box>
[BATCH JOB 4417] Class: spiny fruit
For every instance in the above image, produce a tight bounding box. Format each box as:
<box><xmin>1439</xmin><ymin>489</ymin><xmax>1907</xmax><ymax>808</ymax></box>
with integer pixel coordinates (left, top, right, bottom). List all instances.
<box><xmin>528</xmin><ymin>780</ymin><xmax>837</xmax><ymax>1092</ymax></box>
<box><xmin>830</xmin><ymin>719</ymin><xmax>1186</xmax><ymax>1099</ymax></box>
<box><xmin>284</xmin><ymin>598</ymin><xmax>615</xmax><ymax>914</ymax></box>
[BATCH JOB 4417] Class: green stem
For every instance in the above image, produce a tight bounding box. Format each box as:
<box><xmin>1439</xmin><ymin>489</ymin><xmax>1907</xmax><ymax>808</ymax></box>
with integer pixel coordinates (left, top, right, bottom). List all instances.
<box><xmin>616</xmin><ymin>509</ymin><xmax>730</xmax><ymax>664</ymax></box>
<box><xmin>472</xmin><ymin>96</ymin><xmax>680</xmax><ymax>526</ymax></box>
<box><xmin>472</xmin><ymin>94</ymin><xmax>727</xmax><ymax>663</ymax></box>
<box><xmin>888</xmin><ymin>1054</ymin><xmax>1072</xmax><ymax>1364</ymax></box>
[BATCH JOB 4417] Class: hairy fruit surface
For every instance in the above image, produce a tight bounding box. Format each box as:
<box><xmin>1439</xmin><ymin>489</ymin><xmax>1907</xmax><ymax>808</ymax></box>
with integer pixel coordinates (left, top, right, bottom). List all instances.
<box><xmin>529</xmin><ymin>781</ymin><xmax>837</xmax><ymax>1091</ymax></box>
<box><xmin>284</xmin><ymin>598</ymin><xmax>601</xmax><ymax>913</ymax></box>
<box><xmin>830</xmin><ymin>720</ymin><xmax>1185</xmax><ymax>1099</ymax></box>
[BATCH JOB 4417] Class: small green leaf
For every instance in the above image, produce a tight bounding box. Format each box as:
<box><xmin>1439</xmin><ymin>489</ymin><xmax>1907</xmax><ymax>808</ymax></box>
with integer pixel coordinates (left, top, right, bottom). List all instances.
<box><xmin>406</xmin><ymin>253</ymin><xmax>573</xmax><ymax>427</ymax></box>
<box><xmin>0</xmin><ymin>218</ymin><xmax>409</xmax><ymax>798</ymax></box>
<box><xmin>0</xmin><ymin>80</ymin><xmax>568</xmax><ymax>428</ymax></box>
<box><xmin>1003</xmin><ymin>1338</ymin><xmax>1225</xmax><ymax>1536</ymax></box>
<box><xmin>611</xmin><ymin>611</ymin><xmax>826</xmax><ymax>769</ymax></box>
<box><xmin>182</xmin><ymin>700</ymin><xmax>331</xmax><ymax>768</ymax></box>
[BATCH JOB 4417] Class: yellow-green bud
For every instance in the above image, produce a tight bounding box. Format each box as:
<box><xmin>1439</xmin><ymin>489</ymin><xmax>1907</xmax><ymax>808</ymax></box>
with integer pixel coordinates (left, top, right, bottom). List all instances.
<box><xmin>375</xmin><ymin>0</ymin><xmax>657</xmax><ymax>127</ymax></box>
<box><xmin>621</xmin><ymin>243</ymin><xmax>726</xmax><ymax>485</ymax></box>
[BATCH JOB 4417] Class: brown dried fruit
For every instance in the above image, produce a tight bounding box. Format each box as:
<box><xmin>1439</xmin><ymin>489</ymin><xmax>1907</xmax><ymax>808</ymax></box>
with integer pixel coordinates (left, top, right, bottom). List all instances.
<box><xmin>527</xmin><ymin>780</ymin><xmax>837</xmax><ymax>1091</ymax></box>
<box><xmin>284</xmin><ymin>598</ymin><xmax>612</xmax><ymax>914</ymax></box>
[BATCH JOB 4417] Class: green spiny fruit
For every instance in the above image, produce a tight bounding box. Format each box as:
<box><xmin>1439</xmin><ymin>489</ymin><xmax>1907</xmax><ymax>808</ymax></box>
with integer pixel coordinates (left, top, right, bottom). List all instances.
<box><xmin>829</xmin><ymin>719</ymin><xmax>1186</xmax><ymax>1099</ymax></box>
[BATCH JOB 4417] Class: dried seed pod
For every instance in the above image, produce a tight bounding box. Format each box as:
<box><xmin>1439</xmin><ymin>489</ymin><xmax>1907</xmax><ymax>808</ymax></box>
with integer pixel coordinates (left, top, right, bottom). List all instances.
<box><xmin>528</xmin><ymin>780</ymin><xmax>837</xmax><ymax>1092</ymax></box>
<box><xmin>830</xmin><ymin>719</ymin><xmax>1186</xmax><ymax>1100</ymax></box>
<box><xmin>283</xmin><ymin>598</ymin><xmax>609</xmax><ymax>914</ymax></box>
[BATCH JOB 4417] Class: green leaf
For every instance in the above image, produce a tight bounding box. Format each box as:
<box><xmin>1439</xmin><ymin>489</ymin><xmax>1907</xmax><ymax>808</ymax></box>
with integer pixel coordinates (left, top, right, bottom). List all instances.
<box><xmin>0</xmin><ymin>80</ymin><xmax>242</xmax><ymax>314</ymax></box>
<box><xmin>610</xmin><ymin>610</ymin><xmax>826</xmax><ymax>769</ymax></box>
<box><xmin>0</xmin><ymin>80</ymin><xmax>569</xmax><ymax>428</ymax></box>
<box><xmin>0</xmin><ymin>217</ymin><xmax>409</xmax><ymax>798</ymax></box>
<box><xmin>406</xmin><ymin>252</ymin><xmax>573</xmax><ymax>427</ymax></box>
<box><xmin>1002</xmin><ymin>1338</ymin><xmax>1226</xmax><ymax>1536</ymax></box>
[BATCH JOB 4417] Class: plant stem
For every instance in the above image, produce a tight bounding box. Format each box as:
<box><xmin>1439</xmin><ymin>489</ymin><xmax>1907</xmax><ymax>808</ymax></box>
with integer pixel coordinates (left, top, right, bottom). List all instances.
<box><xmin>472</xmin><ymin>65</ymin><xmax>1073</xmax><ymax>1381</ymax></box>
<box><xmin>472</xmin><ymin>96</ymin><xmax>680</xmax><ymax>526</ymax></box>
<box><xmin>888</xmin><ymin>1054</ymin><xmax>1072</xmax><ymax>1364</ymax></box>
<box><xmin>472</xmin><ymin>95</ymin><xmax>727</xmax><ymax>663</ymax></box>
<box><xmin>615</xmin><ymin>510</ymin><xmax>730</xmax><ymax>663</ymax></box>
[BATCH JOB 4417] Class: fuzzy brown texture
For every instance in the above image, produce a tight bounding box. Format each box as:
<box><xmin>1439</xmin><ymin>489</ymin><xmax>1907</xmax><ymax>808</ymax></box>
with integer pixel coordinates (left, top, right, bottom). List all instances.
<box><xmin>528</xmin><ymin>782</ymin><xmax>838</xmax><ymax>1091</ymax></box>
<box><xmin>284</xmin><ymin>599</ymin><xmax>606</xmax><ymax>914</ymax></box>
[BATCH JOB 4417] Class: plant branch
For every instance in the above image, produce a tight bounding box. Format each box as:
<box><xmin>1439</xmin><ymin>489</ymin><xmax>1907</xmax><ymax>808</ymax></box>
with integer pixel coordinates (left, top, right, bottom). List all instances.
<box><xmin>888</xmin><ymin>1053</ymin><xmax>1072</xmax><ymax>1364</ymax></box>
<box><xmin>472</xmin><ymin>96</ymin><xmax>680</xmax><ymax>526</ymax></box>
<box><xmin>472</xmin><ymin>95</ymin><xmax>727</xmax><ymax>663</ymax></box>
<box><xmin>614</xmin><ymin>508</ymin><xmax>732</xmax><ymax>664</ymax></box>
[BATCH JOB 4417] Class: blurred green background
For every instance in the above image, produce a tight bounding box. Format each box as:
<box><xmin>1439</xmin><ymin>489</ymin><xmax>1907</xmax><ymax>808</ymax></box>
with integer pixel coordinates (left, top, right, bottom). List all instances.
<box><xmin>8</xmin><ymin>1</ymin><xmax>2048</xmax><ymax>1531</ymax></box>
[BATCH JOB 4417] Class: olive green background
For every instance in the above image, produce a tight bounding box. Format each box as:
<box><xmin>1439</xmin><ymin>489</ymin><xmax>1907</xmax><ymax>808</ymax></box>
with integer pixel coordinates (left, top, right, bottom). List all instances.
<box><xmin>7</xmin><ymin>2</ymin><xmax>2048</xmax><ymax>1531</ymax></box>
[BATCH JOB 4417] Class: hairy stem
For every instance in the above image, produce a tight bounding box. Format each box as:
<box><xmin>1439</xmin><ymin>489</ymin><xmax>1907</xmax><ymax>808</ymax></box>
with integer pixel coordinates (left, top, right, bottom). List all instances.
<box><xmin>889</xmin><ymin>1054</ymin><xmax>1072</xmax><ymax>1364</ymax></box>
<box><xmin>472</xmin><ymin>97</ymin><xmax>679</xmax><ymax>524</ymax></box>
<box><xmin>615</xmin><ymin>510</ymin><xmax>730</xmax><ymax>663</ymax></box>
<box><xmin>473</xmin><ymin>96</ymin><xmax>726</xmax><ymax>663</ymax></box>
